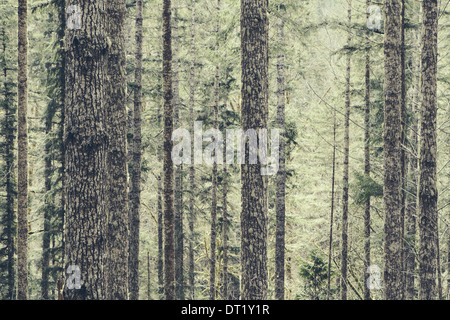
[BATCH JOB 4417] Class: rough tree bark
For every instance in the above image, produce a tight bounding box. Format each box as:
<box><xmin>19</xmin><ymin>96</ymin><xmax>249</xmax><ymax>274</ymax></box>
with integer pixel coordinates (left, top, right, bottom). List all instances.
<box><xmin>383</xmin><ymin>0</ymin><xmax>404</xmax><ymax>300</ymax></box>
<box><xmin>106</xmin><ymin>0</ymin><xmax>129</xmax><ymax>300</ymax></box>
<box><xmin>363</xmin><ymin>0</ymin><xmax>371</xmax><ymax>301</ymax></box>
<box><xmin>418</xmin><ymin>0</ymin><xmax>438</xmax><ymax>300</ymax></box>
<box><xmin>17</xmin><ymin>0</ymin><xmax>28</xmax><ymax>300</ymax></box>
<box><xmin>163</xmin><ymin>0</ymin><xmax>175</xmax><ymax>301</ymax></box>
<box><xmin>240</xmin><ymin>0</ymin><xmax>269</xmax><ymax>300</ymax></box>
<box><xmin>63</xmin><ymin>0</ymin><xmax>109</xmax><ymax>300</ymax></box>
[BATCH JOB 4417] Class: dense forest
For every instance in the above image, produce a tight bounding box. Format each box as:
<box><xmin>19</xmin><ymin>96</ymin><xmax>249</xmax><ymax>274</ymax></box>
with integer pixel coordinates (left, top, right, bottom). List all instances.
<box><xmin>0</xmin><ymin>0</ymin><xmax>448</xmax><ymax>301</ymax></box>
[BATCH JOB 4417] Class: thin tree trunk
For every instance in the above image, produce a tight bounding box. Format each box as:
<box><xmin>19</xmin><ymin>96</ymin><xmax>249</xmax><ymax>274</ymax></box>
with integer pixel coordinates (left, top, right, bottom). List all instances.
<box><xmin>240</xmin><ymin>0</ymin><xmax>269</xmax><ymax>300</ymax></box>
<box><xmin>163</xmin><ymin>0</ymin><xmax>175</xmax><ymax>301</ymax></box>
<box><xmin>399</xmin><ymin>0</ymin><xmax>407</xmax><ymax>299</ymax></box>
<box><xmin>188</xmin><ymin>0</ymin><xmax>196</xmax><ymax>301</ymax></box>
<box><xmin>210</xmin><ymin>0</ymin><xmax>220</xmax><ymax>301</ymax></box>
<box><xmin>106</xmin><ymin>0</ymin><xmax>129</xmax><ymax>300</ymax></box>
<box><xmin>340</xmin><ymin>0</ymin><xmax>352</xmax><ymax>301</ymax></box>
<box><xmin>173</xmin><ymin>8</ymin><xmax>184</xmax><ymax>300</ymax></box>
<box><xmin>363</xmin><ymin>0</ymin><xmax>371</xmax><ymax>300</ymax></box>
<box><xmin>222</xmin><ymin>111</ymin><xmax>229</xmax><ymax>300</ymax></box>
<box><xmin>418</xmin><ymin>0</ymin><xmax>438</xmax><ymax>301</ymax></box>
<box><xmin>327</xmin><ymin>109</ymin><xmax>336</xmax><ymax>301</ymax></box>
<box><xmin>129</xmin><ymin>0</ymin><xmax>143</xmax><ymax>300</ymax></box>
<box><xmin>17</xmin><ymin>0</ymin><xmax>28</xmax><ymax>300</ymax></box>
<box><xmin>63</xmin><ymin>0</ymin><xmax>109</xmax><ymax>300</ymax></box>
<box><xmin>383</xmin><ymin>0</ymin><xmax>404</xmax><ymax>300</ymax></box>
<box><xmin>41</xmin><ymin>108</ymin><xmax>52</xmax><ymax>300</ymax></box>
<box><xmin>157</xmin><ymin>168</ymin><xmax>164</xmax><ymax>298</ymax></box>
<box><xmin>275</xmin><ymin>9</ymin><xmax>286</xmax><ymax>301</ymax></box>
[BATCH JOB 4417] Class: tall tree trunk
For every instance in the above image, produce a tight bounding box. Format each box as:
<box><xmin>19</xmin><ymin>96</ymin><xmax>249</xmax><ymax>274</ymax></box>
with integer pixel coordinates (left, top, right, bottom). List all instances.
<box><xmin>63</xmin><ymin>0</ymin><xmax>109</xmax><ymax>300</ymax></box>
<box><xmin>363</xmin><ymin>0</ymin><xmax>371</xmax><ymax>301</ymax></box>
<box><xmin>210</xmin><ymin>0</ymin><xmax>220</xmax><ymax>301</ymax></box>
<box><xmin>129</xmin><ymin>0</ymin><xmax>143</xmax><ymax>300</ymax></box>
<box><xmin>275</xmin><ymin>9</ymin><xmax>286</xmax><ymax>301</ymax></box>
<box><xmin>163</xmin><ymin>0</ymin><xmax>175</xmax><ymax>301</ymax></box>
<box><xmin>188</xmin><ymin>0</ymin><xmax>196</xmax><ymax>300</ymax></box>
<box><xmin>340</xmin><ymin>0</ymin><xmax>352</xmax><ymax>301</ymax></box>
<box><xmin>17</xmin><ymin>0</ymin><xmax>28</xmax><ymax>300</ymax></box>
<box><xmin>173</xmin><ymin>8</ymin><xmax>184</xmax><ymax>300</ymax></box>
<box><xmin>106</xmin><ymin>0</ymin><xmax>129</xmax><ymax>300</ymax></box>
<box><xmin>418</xmin><ymin>0</ymin><xmax>438</xmax><ymax>301</ymax></box>
<box><xmin>222</xmin><ymin>110</ymin><xmax>229</xmax><ymax>300</ymax></box>
<box><xmin>399</xmin><ymin>0</ymin><xmax>407</xmax><ymax>299</ymax></box>
<box><xmin>383</xmin><ymin>0</ymin><xmax>404</xmax><ymax>300</ymax></box>
<box><xmin>41</xmin><ymin>107</ymin><xmax>52</xmax><ymax>300</ymax></box>
<box><xmin>157</xmin><ymin>168</ymin><xmax>164</xmax><ymax>298</ymax></box>
<box><xmin>327</xmin><ymin>108</ymin><xmax>336</xmax><ymax>300</ymax></box>
<box><xmin>240</xmin><ymin>0</ymin><xmax>269</xmax><ymax>300</ymax></box>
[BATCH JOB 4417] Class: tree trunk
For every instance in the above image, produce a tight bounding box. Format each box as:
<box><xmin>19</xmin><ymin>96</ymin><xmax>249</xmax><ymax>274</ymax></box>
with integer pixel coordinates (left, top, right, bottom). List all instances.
<box><xmin>63</xmin><ymin>0</ymin><xmax>109</xmax><ymax>300</ymax></box>
<box><xmin>106</xmin><ymin>0</ymin><xmax>129</xmax><ymax>300</ymax></box>
<box><xmin>41</xmin><ymin>105</ymin><xmax>52</xmax><ymax>300</ymax></box>
<box><xmin>327</xmin><ymin>108</ymin><xmax>336</xmax><ymax>300</ymax></box>
<box><xmin>210</xmin><ymin>0</ymin><xmax>220</xmax><ymax>301</ymax></box>
<box><xmin>163</xmin><ymin>0</ymin><xmax>175</xmax><ymax>301</ymax></box>
<box><xmin>383</xmin><ymin>0</ymin><xmax>404</xmax><ymax>300</ymax></box>
<box><xmin>240</xmin><ymin>0</ymin><xmax>269</xmax><ymax>300</ymax></box>
<box><xmin>363</xmin><ymin>0</ymin><xmax>371</xmax><ymax>301</ymax></box>
<box><xmin>340</xmin><ymin>0</ymin><xmax>352</xmax><ymax>301</ymax></box>
<box><xmin>157</xmin><ymin>169</ymin><xmax>164</xmax><ymax>298</ymax></box>
<box><xmin>17</xmin><ymin>0</ymin><xmax>28</xmax><ymax>300</ymax></box>
<box><xmin>418</xmin><ymin>0</ymin><xmax>438</xmax><ymax>301</ymax></box>
<box><xmin>173</xmin><ymin>8</ymin><xmax>184</xmax><ymax>300</ymax></box>
<box><xmin>129</xmin><ymin>0</ymin><xmax>143</xmax><ymax>300</ymax></box>
<box><xmin>188</xmin><ymin>0</ymin><xmax>196</xmax><ymax>301</ymax></box>
<box><xmin>222</xmin><ymin>112</ymin><xmax>229</xmax><ymax>300</ymax></box>
<box><xmin>399</xmin><ymin>0</ymin><xmax>407</xmax><ymax>299</ymax></box>
<box><xmin>275</xmin><ymin>9</ymin><xmax>286</xmax><ymax>301</ymax></box>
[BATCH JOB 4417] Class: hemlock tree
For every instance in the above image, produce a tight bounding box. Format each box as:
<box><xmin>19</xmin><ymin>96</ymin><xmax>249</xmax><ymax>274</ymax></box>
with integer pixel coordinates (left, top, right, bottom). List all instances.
<box><xmin>63</xmin><ymin>0</ymin><xmax>109</xmax><ymax>300</ymax></box>
<box><xmin>383</xmin><ymin>0</ymin><xmax>404</xmax><ymax>300</ymax></box>
<box><xmin>17</xmin><ymin>0</ymin><xmax>29</xmax><ymax>300</ymax></box>
<box><xmin>240</xmin><ymin>0</ymin><xmax>269</xmax><ymax>300</ymax></box>
<box><xmin>418</xmin><ymin>0</ymin><xmax>439</xmax><ymax>301</ymax></box>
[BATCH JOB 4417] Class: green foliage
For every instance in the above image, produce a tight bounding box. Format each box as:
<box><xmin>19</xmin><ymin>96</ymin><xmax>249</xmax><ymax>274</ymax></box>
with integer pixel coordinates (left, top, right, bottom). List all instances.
<box><xmin>351</xmin><ymin>171</ymin><xmax>383</xmax><ymax>206</ymax></box>
<box><xmin>297</xmin><ymin>250</ymin><xmax>331</xmax><ymax>300</ymax></box>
